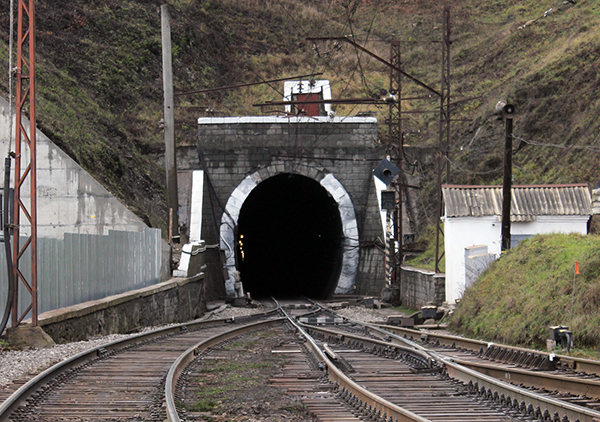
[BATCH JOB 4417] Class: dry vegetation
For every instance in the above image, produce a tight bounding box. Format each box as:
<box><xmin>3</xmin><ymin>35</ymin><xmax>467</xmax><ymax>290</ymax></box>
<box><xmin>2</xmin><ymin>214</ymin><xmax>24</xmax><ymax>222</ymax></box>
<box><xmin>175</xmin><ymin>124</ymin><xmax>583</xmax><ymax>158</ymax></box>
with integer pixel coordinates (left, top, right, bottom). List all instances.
<box><xmin>1</xmin><ymin>0</ymin><xmax>599</xmax><ymax>230</ymax></box>
<box><xmin>1</xmin><ymin>0</ymin><xmax>600</xmax><ymax>349</ymax></box>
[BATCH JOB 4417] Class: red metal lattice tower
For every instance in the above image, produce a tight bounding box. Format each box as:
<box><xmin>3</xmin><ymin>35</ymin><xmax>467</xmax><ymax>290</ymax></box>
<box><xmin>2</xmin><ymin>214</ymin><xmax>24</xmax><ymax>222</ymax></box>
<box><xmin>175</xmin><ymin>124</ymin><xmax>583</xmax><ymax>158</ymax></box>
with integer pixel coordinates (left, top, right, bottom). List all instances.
<box><xmin>12</xmin><ymin>0</ymin><xmax>38</xmax><ymax>327</ymax></box>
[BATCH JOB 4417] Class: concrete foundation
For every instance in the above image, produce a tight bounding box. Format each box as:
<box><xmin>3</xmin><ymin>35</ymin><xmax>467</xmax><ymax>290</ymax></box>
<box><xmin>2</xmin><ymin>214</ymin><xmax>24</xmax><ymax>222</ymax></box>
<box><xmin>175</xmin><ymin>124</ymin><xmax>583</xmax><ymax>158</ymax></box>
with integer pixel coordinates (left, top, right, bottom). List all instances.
<box><xmin>7</xmin><ymin>325</ymin><xmax>56</xmax><ymax>349</ymax></box>
<box><xmin>400</xmin><ymin>266</ymin><xmax>445</xmax><ymax>309</ymax></box>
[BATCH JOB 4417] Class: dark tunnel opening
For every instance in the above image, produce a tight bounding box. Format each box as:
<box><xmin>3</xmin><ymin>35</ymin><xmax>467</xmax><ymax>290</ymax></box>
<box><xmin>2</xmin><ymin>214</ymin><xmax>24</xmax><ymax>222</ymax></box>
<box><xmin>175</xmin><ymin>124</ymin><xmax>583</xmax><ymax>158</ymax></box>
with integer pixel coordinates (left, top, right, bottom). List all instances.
<box><xmin>235</xmin><ymin>173</ymin><xmax>344</xmax><ymax>299</ymax></box>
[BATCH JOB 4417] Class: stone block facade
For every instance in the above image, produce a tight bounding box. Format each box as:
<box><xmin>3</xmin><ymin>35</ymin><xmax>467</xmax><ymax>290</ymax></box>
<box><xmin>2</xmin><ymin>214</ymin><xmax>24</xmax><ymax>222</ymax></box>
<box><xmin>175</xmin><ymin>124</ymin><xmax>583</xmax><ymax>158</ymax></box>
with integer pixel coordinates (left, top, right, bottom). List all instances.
<box><xmin>176</xmin><ymin>116</ymin><xmax>389</xmax><ymax>296</ymax></box>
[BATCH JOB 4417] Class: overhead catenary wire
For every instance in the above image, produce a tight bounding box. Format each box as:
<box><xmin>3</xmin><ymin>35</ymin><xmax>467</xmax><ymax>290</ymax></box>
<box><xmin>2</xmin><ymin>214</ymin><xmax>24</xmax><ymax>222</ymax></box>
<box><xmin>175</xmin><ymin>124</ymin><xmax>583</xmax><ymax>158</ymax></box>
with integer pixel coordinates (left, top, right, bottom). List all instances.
<box><xmin>512</xmin><ymin>134</ymin><xmax>600</xmax><ymax>152</ymax></box>
<box><xmin>272</xmin><ymin>0</ymin><xmax>382</xmax><ymax>104</ymax></box>
<box><xmin>299</xmin><ymin>1</ymin><xmax>390</xmax><ymax>152</ymax></box>
<box><xmin>167</xmin><ymin>1</ymin><xmax>378</xmax><ymax>231</ymax></box>
<box><xmin>332</xmin><ymin>0</ymin><xmax>385</xmax><ymax>105</ymax></box>
<box><xmin>344</xmin><ymin>0</ymin><xmax>383</xmax><ymax>98</ymax></box>
<box><xmin>167</xmin><ymin>0</ymin><xmax>360</xmax><ymax>115</ymax></box>
<box><xmin>169</xmin><ymin>0</ymin><xmax>387</xmax><ymax>154</ymax></box>
<box><xmin>169</xmin><ymin>2</ymin><xmax>438</xmax><ymax>174</ymax></box>
<box><xmin>444</xmin><ymin>155</ymin><xmax>503</xmax><ymax>175</ymax></box>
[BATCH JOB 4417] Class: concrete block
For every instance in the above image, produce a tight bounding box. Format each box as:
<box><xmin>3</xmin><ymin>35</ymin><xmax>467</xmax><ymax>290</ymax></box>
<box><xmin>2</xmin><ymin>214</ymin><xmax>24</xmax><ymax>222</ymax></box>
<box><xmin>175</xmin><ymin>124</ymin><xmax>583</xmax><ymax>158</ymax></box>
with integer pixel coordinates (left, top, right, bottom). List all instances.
<box><xmin>174</xmin><ymin>241</ymin><xmax>206</xmax><ymax>278</ymax></box>
<box><xmin>7</xmin><ymin>325</ymin><xmax>55</xmax><ymax>348</ymax></box>
<box><xmin>232</xmin><ymin>297</ymin><xmax>250</xmax><ymax>307</ymax></box>
<box><xmin>386</xmin><ymin>315</ymin><xmax>415</xmax><ymax>327</ymax></box>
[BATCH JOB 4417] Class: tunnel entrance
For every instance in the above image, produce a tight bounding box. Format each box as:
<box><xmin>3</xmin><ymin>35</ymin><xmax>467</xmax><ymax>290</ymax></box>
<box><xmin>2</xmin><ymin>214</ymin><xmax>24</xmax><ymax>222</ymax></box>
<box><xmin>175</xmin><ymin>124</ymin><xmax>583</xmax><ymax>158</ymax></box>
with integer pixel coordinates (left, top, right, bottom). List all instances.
<box><xmin>235</xmin><ymin>173</ymin><xmax>344</xmax><ymax>299</ymax></box>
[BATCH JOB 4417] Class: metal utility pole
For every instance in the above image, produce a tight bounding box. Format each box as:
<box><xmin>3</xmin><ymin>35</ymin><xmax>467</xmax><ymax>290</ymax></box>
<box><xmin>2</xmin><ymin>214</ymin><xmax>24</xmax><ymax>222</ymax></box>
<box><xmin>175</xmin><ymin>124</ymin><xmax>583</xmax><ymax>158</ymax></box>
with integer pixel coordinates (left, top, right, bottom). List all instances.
<box><xmin>388</xmin><ymin>41</ymin><xmax>402</xmax><ymax>290</ymax></box>
<box><xmin>308</xmin><ymin>18</ymin><xmax>453</xmax><ymax>275</ymax></box>
<box><xmin>13</xmin><ymin>0</ymin><xmax>38</xmax><ymax>326</ymax></box>
<box><xmin>161</xmin><ymin>4</ymin><xmax>180</xmax><ymax>243</ymax></box>
<box><xmin>498</xmin><ymin>102</ymin><xmax>515</xmax><ymax>252</ymax></box>
<box><xmin>434</xmin><ymin>6</ymin><xmax>451</xmax><ymax>273</ymax></box>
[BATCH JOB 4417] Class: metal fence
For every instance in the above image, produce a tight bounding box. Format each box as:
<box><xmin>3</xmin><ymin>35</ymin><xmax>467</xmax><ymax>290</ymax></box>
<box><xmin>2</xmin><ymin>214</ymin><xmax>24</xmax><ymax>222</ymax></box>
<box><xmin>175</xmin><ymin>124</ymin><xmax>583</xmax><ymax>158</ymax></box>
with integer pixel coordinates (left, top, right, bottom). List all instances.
<box><xmin>0</xmin><ymin>228</ymin><xmax>163</xmax><ymax>319</ymax></box>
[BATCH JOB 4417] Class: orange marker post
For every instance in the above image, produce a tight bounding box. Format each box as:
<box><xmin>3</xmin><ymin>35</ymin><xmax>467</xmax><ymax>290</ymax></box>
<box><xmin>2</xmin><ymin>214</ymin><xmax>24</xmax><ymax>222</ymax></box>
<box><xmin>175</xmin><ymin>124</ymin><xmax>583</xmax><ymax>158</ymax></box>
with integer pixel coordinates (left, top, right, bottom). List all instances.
<box><xmin>570</xmin><ymin>261</ymin><xmax>579</xmax><ymax>336</ymax></box>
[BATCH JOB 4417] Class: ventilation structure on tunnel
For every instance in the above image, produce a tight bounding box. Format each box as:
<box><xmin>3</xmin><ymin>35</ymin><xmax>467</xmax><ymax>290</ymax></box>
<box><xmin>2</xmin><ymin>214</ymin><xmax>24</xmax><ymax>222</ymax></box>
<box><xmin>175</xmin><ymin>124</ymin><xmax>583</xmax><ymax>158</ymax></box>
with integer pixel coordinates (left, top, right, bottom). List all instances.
<box><xmin>220</xmin><ymin>165</ymin><xmax>359</xmax><ymax>298</ymax></box>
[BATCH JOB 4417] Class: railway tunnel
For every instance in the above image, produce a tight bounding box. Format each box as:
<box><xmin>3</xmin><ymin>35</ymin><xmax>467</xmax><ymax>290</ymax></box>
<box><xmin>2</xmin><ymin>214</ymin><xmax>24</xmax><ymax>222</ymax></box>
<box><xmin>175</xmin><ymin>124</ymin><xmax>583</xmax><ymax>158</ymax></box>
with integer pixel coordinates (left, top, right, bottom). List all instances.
<box><xmin>235</xmin><ymin>173</ymin><xmax>344</xmax><ymax>299</ymax></box>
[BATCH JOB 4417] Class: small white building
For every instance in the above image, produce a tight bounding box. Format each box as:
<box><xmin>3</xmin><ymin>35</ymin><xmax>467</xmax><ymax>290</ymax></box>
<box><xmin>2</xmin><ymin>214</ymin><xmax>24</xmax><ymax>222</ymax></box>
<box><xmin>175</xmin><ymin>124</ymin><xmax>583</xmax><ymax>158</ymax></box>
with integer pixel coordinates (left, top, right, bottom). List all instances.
<box><xmin>442</xmin><ymin>184</ymin><xmax>592</xmax><ymax>303</ymax></box>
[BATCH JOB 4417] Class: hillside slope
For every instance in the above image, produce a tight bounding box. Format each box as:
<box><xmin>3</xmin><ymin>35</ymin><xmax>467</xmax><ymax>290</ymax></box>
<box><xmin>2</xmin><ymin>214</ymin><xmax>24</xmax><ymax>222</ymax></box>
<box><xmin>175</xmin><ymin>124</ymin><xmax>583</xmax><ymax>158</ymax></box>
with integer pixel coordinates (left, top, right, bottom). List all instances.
<box><xmin>1</xmin><ymin>0</ymin><xmax>599</xmax><ymax>234</ymax></box>
<box><xmin>450</xmin><ymin>233</ymin><xmax>600</xmax><ymax>354</ymax></box>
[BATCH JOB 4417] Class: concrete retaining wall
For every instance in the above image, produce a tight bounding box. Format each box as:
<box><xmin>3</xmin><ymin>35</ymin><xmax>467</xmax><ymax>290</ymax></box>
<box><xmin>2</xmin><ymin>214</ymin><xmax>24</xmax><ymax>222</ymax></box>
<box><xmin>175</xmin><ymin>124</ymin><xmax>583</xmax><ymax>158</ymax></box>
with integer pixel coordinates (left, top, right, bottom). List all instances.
<box><xmin>0</xmin><ymin>97</ymin><xmax>150</xmax><ymax>238</ymax></box>
<box><xmin>36</xmin><ymin>275</ymin><xmax>206</xmax><ymax>343</ymax></box>
<box><xmin>400</xmin><ymin>266</ymin><xmax>445</xmax><ymax>308</ymax></box>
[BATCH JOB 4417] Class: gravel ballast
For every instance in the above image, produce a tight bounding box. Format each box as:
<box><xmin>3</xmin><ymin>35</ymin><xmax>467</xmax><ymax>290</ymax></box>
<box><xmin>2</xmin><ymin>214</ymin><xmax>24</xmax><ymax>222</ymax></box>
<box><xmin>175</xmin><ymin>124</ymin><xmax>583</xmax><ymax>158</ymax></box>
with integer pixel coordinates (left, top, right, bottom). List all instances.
<box><xmin>0</xmin><ymin>303</ymin><xmax>397</xmax><ymax>389</ymax></box>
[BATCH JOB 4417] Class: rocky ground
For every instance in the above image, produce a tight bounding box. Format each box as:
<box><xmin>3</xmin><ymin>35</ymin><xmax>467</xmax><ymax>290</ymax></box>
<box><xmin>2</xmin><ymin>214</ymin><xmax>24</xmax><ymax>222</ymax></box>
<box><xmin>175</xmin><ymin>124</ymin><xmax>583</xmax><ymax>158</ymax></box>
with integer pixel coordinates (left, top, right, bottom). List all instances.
<box><xmin>180</xmin><ymin>324</ymin><xmax>315</xmax><ymax>422</ymax></box>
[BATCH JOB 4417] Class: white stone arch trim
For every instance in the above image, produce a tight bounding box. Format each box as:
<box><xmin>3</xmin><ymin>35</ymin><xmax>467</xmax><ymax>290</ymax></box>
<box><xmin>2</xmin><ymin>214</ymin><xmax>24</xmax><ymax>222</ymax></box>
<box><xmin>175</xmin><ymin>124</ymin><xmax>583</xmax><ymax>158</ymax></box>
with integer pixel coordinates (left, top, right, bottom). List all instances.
<box><xmin>220</xmin><ymin>164</ymin><xmax>359</xmax><ymax>295</ymax></box>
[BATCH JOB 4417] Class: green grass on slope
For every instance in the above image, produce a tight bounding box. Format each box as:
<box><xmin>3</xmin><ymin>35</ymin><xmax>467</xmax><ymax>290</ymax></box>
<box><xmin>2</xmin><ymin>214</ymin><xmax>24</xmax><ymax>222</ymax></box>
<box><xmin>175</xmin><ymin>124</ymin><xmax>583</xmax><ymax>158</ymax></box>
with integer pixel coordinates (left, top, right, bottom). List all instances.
<box><xmin>404</xmin><ymin>224</ymin><xmax>444</xmax><ymax>273</ymax></box>
<box><xmin>450</xmin><ymin>233</ymin><xmax>600</xmax><ymax>352</ymax></box>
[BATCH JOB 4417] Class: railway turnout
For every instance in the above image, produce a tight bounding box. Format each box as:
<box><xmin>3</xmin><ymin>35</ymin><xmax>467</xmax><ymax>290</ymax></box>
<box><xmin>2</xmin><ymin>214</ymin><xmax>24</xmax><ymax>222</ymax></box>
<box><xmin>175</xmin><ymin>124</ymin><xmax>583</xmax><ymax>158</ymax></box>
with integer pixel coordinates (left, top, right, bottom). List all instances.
<box><xmin>1</xmin><ymin>299</ymin><xmax>600</xmax><ymax>422</ymax></box>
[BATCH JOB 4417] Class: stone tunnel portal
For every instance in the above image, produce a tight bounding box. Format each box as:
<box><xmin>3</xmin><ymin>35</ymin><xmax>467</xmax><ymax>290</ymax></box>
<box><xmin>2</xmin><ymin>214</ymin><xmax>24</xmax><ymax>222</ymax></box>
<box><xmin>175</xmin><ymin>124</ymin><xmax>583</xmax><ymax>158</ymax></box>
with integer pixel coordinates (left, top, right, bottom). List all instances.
<box><xmin>235</xmin><ymin>173</ymin><xmax>344</xmax><ymax>299</ymax></box>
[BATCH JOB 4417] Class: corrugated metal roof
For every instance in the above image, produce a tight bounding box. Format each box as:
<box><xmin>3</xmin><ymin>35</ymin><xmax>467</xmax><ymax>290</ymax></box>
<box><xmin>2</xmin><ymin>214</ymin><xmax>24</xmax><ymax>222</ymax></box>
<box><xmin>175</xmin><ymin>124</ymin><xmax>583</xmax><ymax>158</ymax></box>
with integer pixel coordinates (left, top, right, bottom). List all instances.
<box><xmin>442</xmin><ymin>184</ymin><xmax>592</xmax><ymax>221</ymax></box>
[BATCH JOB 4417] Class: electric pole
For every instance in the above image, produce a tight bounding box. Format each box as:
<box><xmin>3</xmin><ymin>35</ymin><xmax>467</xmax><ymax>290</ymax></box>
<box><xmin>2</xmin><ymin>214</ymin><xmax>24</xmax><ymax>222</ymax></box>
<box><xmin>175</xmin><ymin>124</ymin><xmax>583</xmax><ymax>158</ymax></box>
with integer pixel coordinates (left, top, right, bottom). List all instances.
<box><xmin>388</xmin><ymin>41</ymin><xmax>403</xmax><ymax>301</ymax></box>
<box><xmin>161</xmin><ymin>4</ymin><xmax>180</xmax><ymax>243</ymax></box>
<box><xmin>13</xmin><ymin>0</ymin><xmax>38</xmax><ymax>326</ymax></box>
<box><xmin>498</xmin><ymin>102</ymin><xmax>515</xmax><ymax>252</ymax></box>
<box><xmin>434</xmin><ymin>6</ymin><xmax>451</xmax><ymax>273</ymax></box>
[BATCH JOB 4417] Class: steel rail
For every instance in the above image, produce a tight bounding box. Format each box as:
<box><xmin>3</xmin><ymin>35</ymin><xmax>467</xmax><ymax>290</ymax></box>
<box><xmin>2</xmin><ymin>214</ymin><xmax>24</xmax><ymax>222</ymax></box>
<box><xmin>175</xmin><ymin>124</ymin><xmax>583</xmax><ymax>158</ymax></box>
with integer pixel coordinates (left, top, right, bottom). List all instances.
<box><xmin>442</xmin><ymin>357</ymin><xmax>600</xmax><ymax>422</ymax></box>
<box><xmin>278</xmin><ymin>308</ymin><xmax>433</xmax><ymax>422</ymax></box>
<box><xmin>306</xmin><ymin>302</ymin><xmax>600</xmax><ymax>422</ymax></box>
<box><xmin>377</xmin><ymin>323</ymin><xmax>600</xmax><ymax>375</ymax></box>
<box><xmin>164</xmin><ymin>317</ymin><xmax>286</xmax><ymax>422</ymax></box>
<box><xmin>0</xmin><ymin>310</ymin><xmax>280</xmax><ymax>422</ymax></box>
<box><xmin>298</xmin><ymin>322</ymin><xmax>435</xmax><ymax>369</ymax></box>
<box><xmin>452</xmin><ymin>357</ymin><xmax>600</xmax><ymax>399</ymax></box>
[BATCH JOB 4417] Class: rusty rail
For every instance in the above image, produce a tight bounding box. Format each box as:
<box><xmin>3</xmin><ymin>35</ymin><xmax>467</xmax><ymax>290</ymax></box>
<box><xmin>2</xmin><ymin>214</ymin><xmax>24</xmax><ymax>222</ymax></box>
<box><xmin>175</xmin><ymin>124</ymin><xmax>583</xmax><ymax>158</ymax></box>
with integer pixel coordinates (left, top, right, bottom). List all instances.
<box><xmin>377</xmin><ymin>323</ymin><xmax>600</xmax><ymax>374</ymax></box>
<box><xmin>281</xmin><ymin>308</ymin><xmax>434</xmax><ymax>422</ymax></box>
<box><xmin>303</xmin><ymin>305</ymin><xmax>600</xmax><ymax>422</ymax></box>
<box><xmin>0</xmin><ymin>309</ymin><xmax>280</xmax><ymax>422</ymax></box>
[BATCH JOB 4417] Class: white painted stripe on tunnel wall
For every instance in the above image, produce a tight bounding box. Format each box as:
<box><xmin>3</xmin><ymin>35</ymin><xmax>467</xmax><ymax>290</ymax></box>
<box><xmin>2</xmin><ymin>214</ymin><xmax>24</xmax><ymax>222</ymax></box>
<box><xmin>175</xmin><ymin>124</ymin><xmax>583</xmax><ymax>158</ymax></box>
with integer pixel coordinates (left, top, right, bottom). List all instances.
<box><xmin>320</xmin><ymin>173</ymin><xmax>359</xmax><ymax>295</ymax></box>
<box><xmin>220</xmin><ymin>170</ymin><xmax>359</xmax><ymax>296</ymax></box>
<box><xmin>189</xmin><ymin>170</ymin><xmax>204</xmax><ymax>242</ymax></box>
<box><xmin>221</xmin><ymin>175</ymin><xmax>258</xmax><ymax>295</ymax></box>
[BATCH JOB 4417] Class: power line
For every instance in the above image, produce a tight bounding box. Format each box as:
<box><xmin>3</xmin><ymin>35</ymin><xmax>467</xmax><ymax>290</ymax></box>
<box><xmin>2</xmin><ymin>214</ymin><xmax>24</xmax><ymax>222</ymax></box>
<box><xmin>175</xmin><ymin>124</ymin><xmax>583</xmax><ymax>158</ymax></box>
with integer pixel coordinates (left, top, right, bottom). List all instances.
<box><xmin>346</xmin><ymin>0</ymin><xmax>383</xmax><ymax>97</ymax></box>
<box><xmin>513</xmin><ymin>135</ymin><xmax>600</xmax><ymax>152</ymax></box>
<box><xmin>443</xmin><ymin>155</ymin><xmax>503</xmax><ymax>175</ymax></box>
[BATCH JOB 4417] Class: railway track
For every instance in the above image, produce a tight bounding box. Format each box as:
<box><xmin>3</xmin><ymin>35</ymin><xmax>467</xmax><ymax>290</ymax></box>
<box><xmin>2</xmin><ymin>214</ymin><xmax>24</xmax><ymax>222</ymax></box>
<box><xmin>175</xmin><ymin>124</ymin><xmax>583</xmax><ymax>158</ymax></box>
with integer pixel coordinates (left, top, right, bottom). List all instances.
<box><xmin>303</xmin><ymin>300</ymin><xmax>600</xmax><ymax>421</ymax></box>
<box><xmin>2</xmin><ymin>299</ymin><xmax>600</xmax><ymax>422</ymax></box>
<box><xmin>0</xmin><ymin>310</ymin><xmax>281</xmax><ymax>421</ymax></box>
<box><xmin>368</xmin><ymin>321</ymin><xmax>600</xmax><ymax>407</ymax></box>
